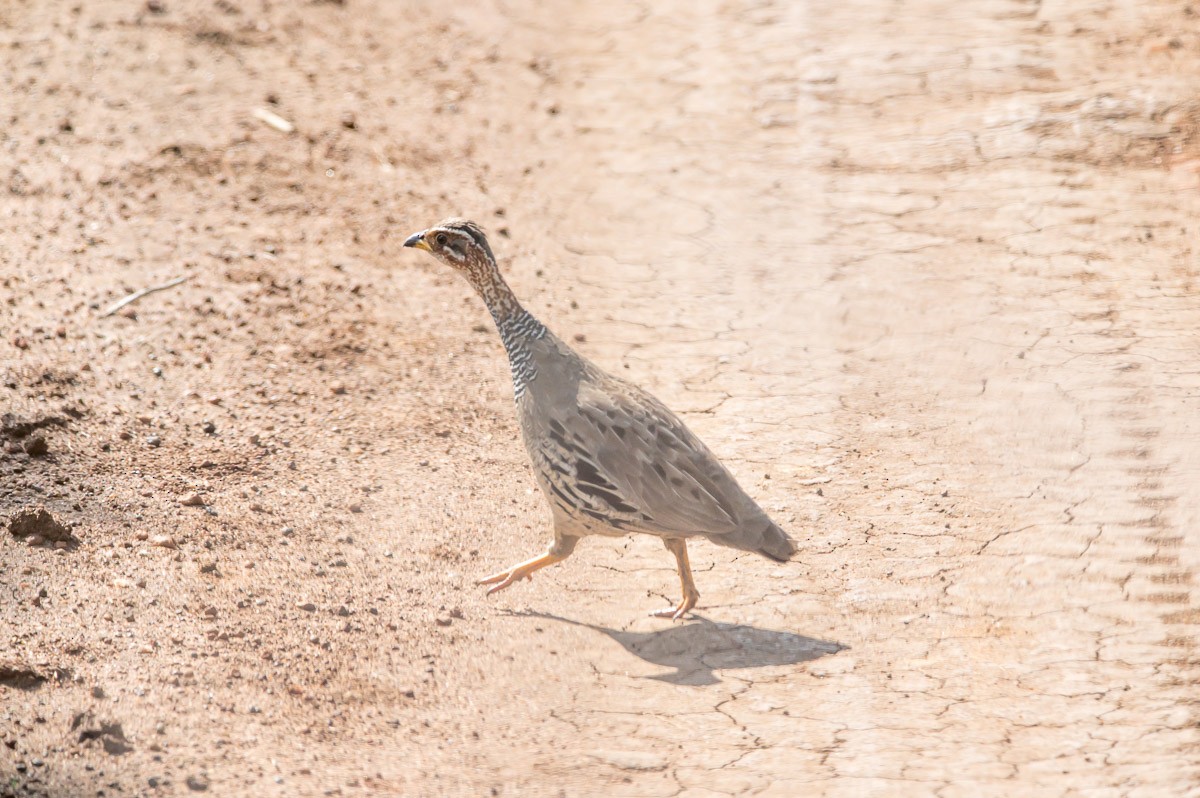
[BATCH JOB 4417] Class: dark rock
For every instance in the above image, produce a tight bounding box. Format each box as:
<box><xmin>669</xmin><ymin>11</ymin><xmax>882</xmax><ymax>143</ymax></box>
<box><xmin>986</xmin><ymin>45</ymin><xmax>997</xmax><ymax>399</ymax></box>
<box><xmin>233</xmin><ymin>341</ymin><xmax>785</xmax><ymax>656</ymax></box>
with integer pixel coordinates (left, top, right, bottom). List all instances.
<box><xmin>23</xmin><ymin>434</ymin><xmax>48</xmax><ymax>456</ymax></box>
<box><xmin>7</xmin><ymin>507</ymin><xmax>73</xmax><ymax>543</ymax></box>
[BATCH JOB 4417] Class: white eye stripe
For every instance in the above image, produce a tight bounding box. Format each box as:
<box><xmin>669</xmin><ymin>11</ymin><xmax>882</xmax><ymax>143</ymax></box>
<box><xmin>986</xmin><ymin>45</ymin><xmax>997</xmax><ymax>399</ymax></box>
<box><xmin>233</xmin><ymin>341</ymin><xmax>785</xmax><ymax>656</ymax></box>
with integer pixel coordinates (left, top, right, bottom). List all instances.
<box><xmin>443</xmin><ymin>247</ymin><xmax>465</xmax><ymax>261</ymax></box>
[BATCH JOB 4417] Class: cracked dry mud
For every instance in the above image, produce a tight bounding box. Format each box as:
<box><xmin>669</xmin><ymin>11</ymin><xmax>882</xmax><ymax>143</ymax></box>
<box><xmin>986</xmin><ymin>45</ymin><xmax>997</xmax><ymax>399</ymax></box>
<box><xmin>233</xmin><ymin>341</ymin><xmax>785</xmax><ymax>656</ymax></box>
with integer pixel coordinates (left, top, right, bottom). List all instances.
<box><xmin>2</xmin><ymin>0</ymin><xmax>1198</xmax><ymax>796</ymax></box>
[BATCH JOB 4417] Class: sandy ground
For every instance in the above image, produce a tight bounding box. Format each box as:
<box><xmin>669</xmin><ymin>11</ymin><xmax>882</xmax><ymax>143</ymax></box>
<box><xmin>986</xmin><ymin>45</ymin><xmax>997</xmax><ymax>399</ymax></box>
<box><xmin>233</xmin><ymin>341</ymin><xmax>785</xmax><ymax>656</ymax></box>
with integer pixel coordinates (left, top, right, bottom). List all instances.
<box><xmin>3</xmin><ymin>0</ymin><xmax>1199</xmax><ymax>796</ymax></box>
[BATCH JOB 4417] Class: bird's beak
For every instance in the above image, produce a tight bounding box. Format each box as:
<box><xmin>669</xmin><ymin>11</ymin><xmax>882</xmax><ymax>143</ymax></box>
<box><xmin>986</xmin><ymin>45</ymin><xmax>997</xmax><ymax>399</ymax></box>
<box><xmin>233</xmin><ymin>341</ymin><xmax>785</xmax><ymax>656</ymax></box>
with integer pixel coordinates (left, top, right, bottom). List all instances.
<box><xmin>403</xmin><ymin>231</ymin><xmax>432</xmax><ymax>252</ymax></box>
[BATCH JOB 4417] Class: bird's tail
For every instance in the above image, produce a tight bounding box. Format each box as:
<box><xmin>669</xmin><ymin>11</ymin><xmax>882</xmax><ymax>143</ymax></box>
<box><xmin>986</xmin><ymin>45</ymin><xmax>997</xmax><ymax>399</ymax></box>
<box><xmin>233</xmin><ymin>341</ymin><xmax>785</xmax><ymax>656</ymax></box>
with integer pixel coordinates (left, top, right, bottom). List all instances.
<box><xmin>717</xmin><ymin>518</ymin><xmax>795</xmax><ymax>562</ymax></box>
<box><xmin>756</xmin><ymin>520</ymin><xmax>795</xmax><ymax>562</ymax></box>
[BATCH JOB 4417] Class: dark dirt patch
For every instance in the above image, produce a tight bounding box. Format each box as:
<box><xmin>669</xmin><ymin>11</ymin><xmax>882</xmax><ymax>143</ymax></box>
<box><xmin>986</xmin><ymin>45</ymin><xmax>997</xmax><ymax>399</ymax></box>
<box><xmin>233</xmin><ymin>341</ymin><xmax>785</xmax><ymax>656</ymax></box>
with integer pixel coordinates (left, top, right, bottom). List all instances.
<box><xmin>0</xmin><ymin>662</ymin><xmax>48</xmax><ymax>691</ymax></box>
<box><xmin>6</xmin><ymin>507</ymin><xmax>74</xmax><ymax>543</ymax></box>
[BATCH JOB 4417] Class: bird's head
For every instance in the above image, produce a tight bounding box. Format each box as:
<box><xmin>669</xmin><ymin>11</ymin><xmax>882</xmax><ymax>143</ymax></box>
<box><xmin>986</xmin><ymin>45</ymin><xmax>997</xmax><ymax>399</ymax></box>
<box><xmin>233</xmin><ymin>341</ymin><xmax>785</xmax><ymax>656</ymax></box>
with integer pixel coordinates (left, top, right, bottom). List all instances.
<box><xmin>403</xmin><ymin>218</ymin><xmax>496</xmax><ymax>276</ymax></box>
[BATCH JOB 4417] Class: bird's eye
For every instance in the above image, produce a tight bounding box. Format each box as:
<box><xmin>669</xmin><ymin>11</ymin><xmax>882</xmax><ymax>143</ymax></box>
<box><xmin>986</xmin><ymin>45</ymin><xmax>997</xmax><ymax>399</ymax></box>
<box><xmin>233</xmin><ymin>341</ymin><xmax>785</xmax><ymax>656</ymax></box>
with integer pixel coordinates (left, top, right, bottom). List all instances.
<box><xmin>435</xmin><ymin>234</ymin><xmax>448</xmax><ymax>247</ymax></box>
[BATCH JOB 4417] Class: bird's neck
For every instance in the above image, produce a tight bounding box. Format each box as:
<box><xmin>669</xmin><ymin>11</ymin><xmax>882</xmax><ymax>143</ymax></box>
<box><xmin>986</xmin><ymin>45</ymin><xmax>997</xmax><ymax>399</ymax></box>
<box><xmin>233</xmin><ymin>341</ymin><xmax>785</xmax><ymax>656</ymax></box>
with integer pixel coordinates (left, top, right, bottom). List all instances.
<box><xmin>470</xmin><ymin>265</ymin><xmax>546</xmax><ymax>400</ymax></box>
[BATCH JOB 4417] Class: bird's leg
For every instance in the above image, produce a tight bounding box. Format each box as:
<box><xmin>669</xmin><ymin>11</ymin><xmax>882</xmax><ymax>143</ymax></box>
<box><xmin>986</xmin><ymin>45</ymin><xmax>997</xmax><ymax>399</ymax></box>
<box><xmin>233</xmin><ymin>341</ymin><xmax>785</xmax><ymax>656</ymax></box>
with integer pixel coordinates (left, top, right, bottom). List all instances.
<box><xmin>652</xmin><ymin>537</ymin><xmax>700</xmax><ymax>620</ymax></box>
<box><xmin>478</xmin><ymin>535</ymin><xmax>578</xmax><ymax>596</ymax></box>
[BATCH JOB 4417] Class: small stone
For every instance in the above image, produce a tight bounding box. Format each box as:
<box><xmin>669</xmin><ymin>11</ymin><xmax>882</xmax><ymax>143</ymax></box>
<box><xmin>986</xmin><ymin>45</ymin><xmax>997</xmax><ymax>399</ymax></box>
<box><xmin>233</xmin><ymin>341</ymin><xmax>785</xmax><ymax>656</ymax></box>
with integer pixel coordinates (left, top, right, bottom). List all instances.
<box><xmin>199</xmin><ymin>562</ymin><xmax>218</xmax><ymax>574</ymax></box>
<box><xmin>113</xmin><ymin>577</ymin><xmax>135</xmax><ymax>588</ymax></box>
<box><xmin>434</xmin><ymin>617</ymin><xmax>452</xmax><ymax>627</ymax></box>
<box><xmin>249</xmin><ymin>503</ymin><xmax>265</xmax><ymax>513</ymax></box>
<box><xmin>297</xmin><ymin>602</ymin><xmax>316</xmax><ymax>612</ymax></box>
<box><xmin>186</xmin><ymin>774</ymin><xmax>210</xmax><ymax>792</ymax></box>
<box><xmin>348</xmin><ymin>503</ymin><xmax>363</xmax><ymax>514</ymax></box>
<box><xmin>119</xmin><ymin>431</ymin><xmax>133</xmax><ymax>441</ymax></box>
<box><xmin>23</xmin><ymin>435</ymin><xmax>48</xmax><ymax>456</ymax></box>
<box><xmin>335</xmin><ymin>606</ymin><xmax>350</xmax><ymax>617</ymax></box>
<box><xmin>331</xmin><ymin>381</ymin><xmax>347</xmax><ymax>395</ymax></box>
<box><xmin>53</xmin><ymin>540</ymin><xmax>69</xmax><ymax>550</ymax></box>
<box><xmin>202</xmin><ymin>605</ymin><xmax>218</xmax><ymax>618</ymax></box>
<box><xmin>26</xmin><ymin>534</ymin><xmax>45</xmax><ymax>547</ymax></box>
<box><xmin>150</xmin><ymin>534</ymin><xmax>178</xmax><ymax>549</ymax></box>
<box><xmin>180</xmin><ymin>493</ymin><xmax>204</xmax><ymax>507</ymax></box>
<box><xmin>146</xmin><ymin>435</ymin><xmax>162</xmax><ymax>448</ymax></box>
<box><xmin>281</xmin><ymin>526</ymin><xmax>294</xmax><ymax>536</ymax></box>
<box><xmin>201</xmin><ymin>421</ymin><xmax>216</xmax><ymax>434</ymax></box>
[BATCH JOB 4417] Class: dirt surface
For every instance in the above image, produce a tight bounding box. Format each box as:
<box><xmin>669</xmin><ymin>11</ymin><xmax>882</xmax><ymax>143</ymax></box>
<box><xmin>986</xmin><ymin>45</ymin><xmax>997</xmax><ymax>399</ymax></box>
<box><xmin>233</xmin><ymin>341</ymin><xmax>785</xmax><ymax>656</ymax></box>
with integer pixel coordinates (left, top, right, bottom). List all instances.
<box><xmin>3</xmin><ymin>0</ymin><xmax>1199</xmax><ymax>796</ymax></box>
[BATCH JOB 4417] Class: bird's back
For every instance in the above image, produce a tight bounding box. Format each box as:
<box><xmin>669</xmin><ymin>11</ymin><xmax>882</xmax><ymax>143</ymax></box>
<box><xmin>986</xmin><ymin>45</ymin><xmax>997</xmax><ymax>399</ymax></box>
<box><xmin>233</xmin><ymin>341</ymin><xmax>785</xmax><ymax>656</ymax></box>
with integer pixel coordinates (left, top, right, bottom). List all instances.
<box><xmin>516</xmin><ymin>330</ymin><xmax>794</xmax><ymax>561</ymax></box>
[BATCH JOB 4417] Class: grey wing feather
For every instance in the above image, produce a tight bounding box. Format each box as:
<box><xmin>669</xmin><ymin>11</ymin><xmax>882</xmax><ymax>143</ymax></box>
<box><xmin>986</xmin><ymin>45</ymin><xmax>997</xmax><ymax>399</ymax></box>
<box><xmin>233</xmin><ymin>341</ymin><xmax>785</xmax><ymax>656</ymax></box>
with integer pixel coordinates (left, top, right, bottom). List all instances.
<box><xmin>566</xmin><ymin>381</ymin><xmax>744</xmax><ymax>537</ymax></box>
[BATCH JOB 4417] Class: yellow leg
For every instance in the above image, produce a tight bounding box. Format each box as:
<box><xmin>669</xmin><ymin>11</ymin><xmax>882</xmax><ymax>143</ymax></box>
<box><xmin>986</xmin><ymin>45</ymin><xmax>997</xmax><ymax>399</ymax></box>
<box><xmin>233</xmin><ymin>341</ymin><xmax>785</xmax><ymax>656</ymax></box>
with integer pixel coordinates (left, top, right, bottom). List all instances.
<box><xmin>478</xmin><ymin>551</ymin><xmax>567</xmax><ymax>595</ymax></box>
<box><xmin>651</xmin><ymin>538</ymin><xmax>700</xmax><ymax>620</ymax></box>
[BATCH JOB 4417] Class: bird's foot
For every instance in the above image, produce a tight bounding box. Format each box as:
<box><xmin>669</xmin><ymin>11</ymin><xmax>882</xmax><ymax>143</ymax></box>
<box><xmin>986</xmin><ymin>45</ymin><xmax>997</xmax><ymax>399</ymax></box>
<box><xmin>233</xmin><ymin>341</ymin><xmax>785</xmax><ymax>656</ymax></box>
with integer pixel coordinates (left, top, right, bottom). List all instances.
<box><xmin>650</xmin><ymin>590</ymin><xmax>699</xmax><ymax>621</ymax></box>
<box><xmin>477</xmin><ymin>565</ymin><xmax>534</xmax><ymax>595</ymax></box>
<box><xmin>477</xmin><ymin>551</ymin><xmax>567</xmax><ymax>596</ymax></box>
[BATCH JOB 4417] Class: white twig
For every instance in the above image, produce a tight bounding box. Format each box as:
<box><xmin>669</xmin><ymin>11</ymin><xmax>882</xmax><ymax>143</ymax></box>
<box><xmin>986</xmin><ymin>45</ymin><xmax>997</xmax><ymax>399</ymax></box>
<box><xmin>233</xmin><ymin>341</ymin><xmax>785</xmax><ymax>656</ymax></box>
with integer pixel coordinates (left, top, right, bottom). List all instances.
<box><xmin>99</xmin><ymin>276</ymin><xmax>191</xmax><ymax>318</ymax></box>
<box><xmin>253</xmin><ymin>107</ymin><xmax>295</xmax><ymax>134</ymax></box>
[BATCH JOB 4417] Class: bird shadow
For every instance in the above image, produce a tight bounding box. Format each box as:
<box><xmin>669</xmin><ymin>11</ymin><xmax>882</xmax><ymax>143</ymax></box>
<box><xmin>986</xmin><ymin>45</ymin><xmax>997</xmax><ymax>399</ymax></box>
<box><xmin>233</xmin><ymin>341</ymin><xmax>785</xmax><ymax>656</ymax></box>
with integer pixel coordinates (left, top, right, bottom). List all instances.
<box><xmin>502</xmin><ymin>609</ymin><xmax>846</xmax><ymax>686</ymax></box>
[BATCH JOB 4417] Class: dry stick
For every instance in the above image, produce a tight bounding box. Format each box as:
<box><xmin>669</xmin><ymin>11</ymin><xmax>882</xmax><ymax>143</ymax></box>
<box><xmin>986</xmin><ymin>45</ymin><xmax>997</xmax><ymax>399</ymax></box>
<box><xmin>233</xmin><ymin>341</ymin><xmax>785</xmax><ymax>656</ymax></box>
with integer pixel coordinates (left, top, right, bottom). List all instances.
<box><xmin>99</xmin><ymin>276</ymin><xmax>191</xmax><ymax>318</ymax></box>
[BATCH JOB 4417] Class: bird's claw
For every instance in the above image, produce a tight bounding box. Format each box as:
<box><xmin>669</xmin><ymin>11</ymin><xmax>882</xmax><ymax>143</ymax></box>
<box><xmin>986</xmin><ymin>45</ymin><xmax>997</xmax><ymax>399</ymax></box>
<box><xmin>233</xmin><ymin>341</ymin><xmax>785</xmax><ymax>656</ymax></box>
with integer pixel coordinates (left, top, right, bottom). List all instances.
<box><xmin>478</xmin><ymin>568</ymin><xmax>533</xmax><ymax>595</ymax></box>
<box><xmin>650</xmin><ymin>593</ymin><xmax>698</xmax><ymax>620</ymax></box>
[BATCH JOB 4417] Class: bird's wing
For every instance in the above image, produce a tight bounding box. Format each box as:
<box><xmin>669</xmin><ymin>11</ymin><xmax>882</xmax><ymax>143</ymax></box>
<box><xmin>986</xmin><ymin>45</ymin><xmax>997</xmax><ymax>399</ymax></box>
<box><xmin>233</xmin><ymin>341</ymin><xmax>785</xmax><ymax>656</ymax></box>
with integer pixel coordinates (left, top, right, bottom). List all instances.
<box><xmin>540</xmin><ymin>380</ymin><xmax>743</xmax><ymax>537</ymax></box>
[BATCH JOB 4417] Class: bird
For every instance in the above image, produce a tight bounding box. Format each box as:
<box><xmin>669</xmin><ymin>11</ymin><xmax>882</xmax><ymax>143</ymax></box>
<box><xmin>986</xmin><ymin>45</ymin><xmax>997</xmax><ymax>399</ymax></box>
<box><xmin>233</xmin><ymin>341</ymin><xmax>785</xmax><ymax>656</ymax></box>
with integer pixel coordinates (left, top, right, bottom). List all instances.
<box><xmin>404</xmin><ymin>219</ymin><xmax>795</xmax><ymax>619</ymax></box>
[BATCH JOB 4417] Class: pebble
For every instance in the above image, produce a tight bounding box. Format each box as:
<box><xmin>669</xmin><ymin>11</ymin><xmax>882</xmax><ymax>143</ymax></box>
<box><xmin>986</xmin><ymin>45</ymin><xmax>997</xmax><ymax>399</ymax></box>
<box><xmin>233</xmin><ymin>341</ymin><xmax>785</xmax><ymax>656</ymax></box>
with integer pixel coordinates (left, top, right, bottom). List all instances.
<box><xmin>348</xmin><ymin>503</ymin><xmax>363</xmax><ymax>514</ymax></box>
<box><xmin>202</xmin><ymin>605</ymin><xmax>218</xmax><ymax>619</ymax></box>
<box><xmin>24</xmin><ymin>435</ymin><xmax>48</xmax><ymax>456</ymax></box>
<box><xmin>146</xmin><ymin>435</ymin><xmax>162</xmax><ymax>448</ymax></box>
<box><xmin>113</xmin><ymin>577</ymin><xmax>135</xmax><ymax>588</ymax></box>
<box><xmin>151</xmin><ymin>534</ymin><xmax>178</xmax><ymax>549</ymax></box>
<box><xmin>26</xmin><ymin>534</ymin><xmax>44</xmax><ymax>547</ymax></box>
<box><xmin>330</xmin><ymin>381</ymin><xmax>347</xmax><ymax>395</ymax></box>
<box><xmin>181</xmin><ymin>493</ymin><xmax>204</xmax><ymax>506</ymax></box>
<box><xmin>249</xmin><ymin>502</ymin><xmax>265</xmax><ymax>513</ymax></box>
<box><xmin>53</xmin><ymin>541</ymin><xmax>69</xmax><ymax>550</ymax></box>
<box><xmin>186</xmin><ymin>774</ymin><xmax>210</xmax><ymax>792</ymax></box>
<box><xmin>201</xmin><ymin>421</ymin><xmax>217</xmax><ymax>434</ymax></box>
<box><xmin>199</xmin><ymin>562</ymin><xmax>218</xmax><ymax>574</ymax></box>
<box><xmin>297</xmin><ymin>602</ymin><xmax>316</xmax><ymax>612</ymax></box>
